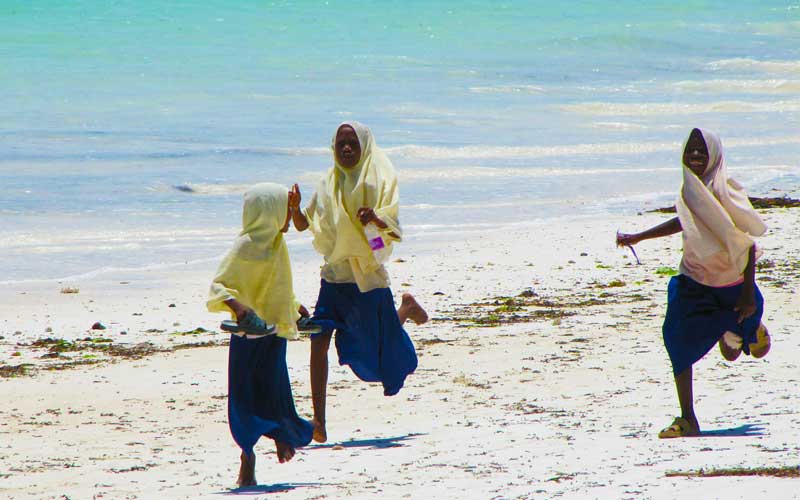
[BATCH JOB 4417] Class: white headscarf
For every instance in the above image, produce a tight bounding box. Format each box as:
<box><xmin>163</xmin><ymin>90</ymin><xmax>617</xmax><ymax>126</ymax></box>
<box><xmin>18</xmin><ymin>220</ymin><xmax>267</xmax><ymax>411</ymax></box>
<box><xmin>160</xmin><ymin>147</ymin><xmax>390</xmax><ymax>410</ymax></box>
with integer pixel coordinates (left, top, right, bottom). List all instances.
<box><xmin>304</xmin><ymin>121</ymin><xmax>401</xmax><ymax>292</ymax></box>
<box><xmin>676</xmin><ymin>129</ymin><xmax>767</xmax><ymax>286</ymax></box>
<box><xmin>207</xmin><ymin>183</ymin><xmax>300</xmax><ymax>339</ymax></box>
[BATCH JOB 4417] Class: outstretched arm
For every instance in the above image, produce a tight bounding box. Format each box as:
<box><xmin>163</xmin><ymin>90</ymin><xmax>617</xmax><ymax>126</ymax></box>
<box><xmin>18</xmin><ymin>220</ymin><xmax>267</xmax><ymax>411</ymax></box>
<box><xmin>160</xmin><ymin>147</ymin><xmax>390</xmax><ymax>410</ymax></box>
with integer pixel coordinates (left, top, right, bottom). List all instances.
<box><xmin>617</xmin><ymin>217</ymin><xmax>682</xmax><ymax>247</ymax></box>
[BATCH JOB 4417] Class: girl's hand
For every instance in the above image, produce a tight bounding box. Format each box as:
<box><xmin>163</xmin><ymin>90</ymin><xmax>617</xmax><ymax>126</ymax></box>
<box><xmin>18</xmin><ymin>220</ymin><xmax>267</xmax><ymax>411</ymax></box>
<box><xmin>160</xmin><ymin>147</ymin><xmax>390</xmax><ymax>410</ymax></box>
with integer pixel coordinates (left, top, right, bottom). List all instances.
<box><xmin>357</xmin><ymin>207</ymin><xmax>378</xmax><ymax>226</ymax></box>
<box><xmin>616</xmin><ymin>231</ymin><xmax>640</xmax><ymax>247</ymax></box>
<box><xmin>288</xmin><ymin>184</ymin><xmax>301</xmax><ymax>211</ymax></box>
<box><xmin>298</xmin><ymin>304</ymin><xmax>310</xmax><ymax>318</ymax></box>
<box><xmin>734</xmin><ymin>289</ymin><xmax>756</xmax><ymax>324</ymax></box>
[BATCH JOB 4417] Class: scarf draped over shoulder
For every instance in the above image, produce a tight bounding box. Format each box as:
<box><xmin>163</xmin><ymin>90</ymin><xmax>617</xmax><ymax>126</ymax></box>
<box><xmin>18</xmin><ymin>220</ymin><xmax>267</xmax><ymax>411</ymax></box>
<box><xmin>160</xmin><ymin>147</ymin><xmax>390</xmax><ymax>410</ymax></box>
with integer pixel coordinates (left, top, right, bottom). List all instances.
<box><xmin>676</xmin><ymin>129</ymin><xmax>767</xmax><ymax>287</ymax></box>
<box><xmin>304</xmin><ymin>121</ymin><xmax>401</xmax><ymax>293</ymax></box>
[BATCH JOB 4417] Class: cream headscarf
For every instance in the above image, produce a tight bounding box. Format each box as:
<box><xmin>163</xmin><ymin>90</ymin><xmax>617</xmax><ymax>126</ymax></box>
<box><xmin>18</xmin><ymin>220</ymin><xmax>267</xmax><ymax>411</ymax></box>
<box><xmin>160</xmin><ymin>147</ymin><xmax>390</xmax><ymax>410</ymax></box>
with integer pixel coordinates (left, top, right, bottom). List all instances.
<box><xmin>207</xmin><ymin>183</ymin><xmax>300</xmax><ymax>339</ymax></box>
<box><xmin>305</xmin><ymin>122</ymin><xmax>401</xmax><ymax>293</ymax></box>
<box><xmin>676</xmin><ymin>129</ymin><xmax>767</xmax><ymax>287</ymax></box>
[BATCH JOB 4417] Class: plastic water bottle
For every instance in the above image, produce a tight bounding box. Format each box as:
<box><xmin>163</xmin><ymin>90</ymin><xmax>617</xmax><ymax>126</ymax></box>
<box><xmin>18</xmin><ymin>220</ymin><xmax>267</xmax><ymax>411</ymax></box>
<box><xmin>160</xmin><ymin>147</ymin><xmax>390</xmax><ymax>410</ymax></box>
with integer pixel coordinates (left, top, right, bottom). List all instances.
<box><xmin>364</xmin><ymin>222</ymin><xmax>390</xmax><ymax>264</ymax></box>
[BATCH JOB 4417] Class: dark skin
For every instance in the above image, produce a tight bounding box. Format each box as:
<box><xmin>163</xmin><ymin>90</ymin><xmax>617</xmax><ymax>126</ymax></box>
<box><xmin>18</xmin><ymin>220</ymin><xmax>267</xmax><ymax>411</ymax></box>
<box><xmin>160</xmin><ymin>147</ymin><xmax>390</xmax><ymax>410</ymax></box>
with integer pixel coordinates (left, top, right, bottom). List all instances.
<box><xmin>616</xmin><ymin>128</ymin><xmax>757</xmax><ymax>437</ymax></box>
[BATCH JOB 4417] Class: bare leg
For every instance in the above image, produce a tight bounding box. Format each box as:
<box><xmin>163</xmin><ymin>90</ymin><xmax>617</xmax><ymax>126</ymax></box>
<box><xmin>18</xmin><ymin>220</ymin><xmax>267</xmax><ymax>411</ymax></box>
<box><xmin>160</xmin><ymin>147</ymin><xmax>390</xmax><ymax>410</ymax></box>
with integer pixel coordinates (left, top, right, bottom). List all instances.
<box><xmin>236</xmin><ymin>451</ymin><xmax>257</xmax><ymax>487</ymax></box>
<box><xmin>397</xmin><ymin>293</ymin><xmax>428</xmax><ymax>325</ymax></box>
<box><xmin>674</xmin><ymin>366</ymin><xmax>700</xmax><ymax>435</ymax></box>
<box><xmin>274</xmin><ymin>440</ymin><xmax>296</xmax><ymax>463</ymax></box>
<box><xmin>310</xmin><ymin>331</ymin><xmax>332</xmax><ymax>443</ymax></box>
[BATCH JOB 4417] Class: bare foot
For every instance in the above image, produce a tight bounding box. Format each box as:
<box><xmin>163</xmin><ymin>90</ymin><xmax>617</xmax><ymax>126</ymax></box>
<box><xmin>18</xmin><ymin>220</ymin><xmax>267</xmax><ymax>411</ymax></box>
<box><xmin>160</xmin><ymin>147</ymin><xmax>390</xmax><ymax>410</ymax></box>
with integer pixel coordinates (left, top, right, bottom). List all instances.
<box><xmin>236</xmin><ymin>452</ymin><xmax>257</xmax><ymax>487</ymax></box>
<box><xmin>718</xmin><ymin>334</ymin><xmax>742</xmax><ymax>362</ymax></box>
<box><xmin>312</xmin><ymin>418</ymin><xmax>327</xmax><ymax>443</ymax></box>
<box><xmin>399</xmin><ymin>293</ymin><xmax>428</xmax><ymax>325</ymax></box>
<box><xmin>275</xmin><ymin>440</ymin><xmax>295</xmax><ymax>463</ymax></box>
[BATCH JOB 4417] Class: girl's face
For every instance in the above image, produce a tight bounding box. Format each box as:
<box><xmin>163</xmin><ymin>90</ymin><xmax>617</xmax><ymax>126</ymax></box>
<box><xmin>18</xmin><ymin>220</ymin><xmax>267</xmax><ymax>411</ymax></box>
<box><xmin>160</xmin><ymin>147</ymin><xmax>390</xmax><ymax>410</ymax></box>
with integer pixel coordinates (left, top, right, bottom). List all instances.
<box><xmin>683</xmin><ymin>128</ymin><xmax>709</xmax><ymax>177</ymax></box>
<box><xmin>334</xmin><ymin>125</ymin><xmax>362</xmax><ymax>168</ymax></box>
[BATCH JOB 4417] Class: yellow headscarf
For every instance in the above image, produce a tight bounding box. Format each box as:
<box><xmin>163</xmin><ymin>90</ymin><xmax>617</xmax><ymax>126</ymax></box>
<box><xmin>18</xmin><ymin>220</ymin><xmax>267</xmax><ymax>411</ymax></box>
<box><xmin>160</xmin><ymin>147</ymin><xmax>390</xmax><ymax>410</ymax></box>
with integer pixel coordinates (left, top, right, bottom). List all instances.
<box><xmin>676</xmin><ymin>129</ymin><xmax>767</xmax><ymax>286</ymax></box>
<box><xmin>207</xmin><ymin>183</ymin><xmax>300</xmax><ymax>339</ymax></box>
<box><xmin>305</xmin><ymin>121</ymin><xmax>401</xmax><ymax>292</ymax></box>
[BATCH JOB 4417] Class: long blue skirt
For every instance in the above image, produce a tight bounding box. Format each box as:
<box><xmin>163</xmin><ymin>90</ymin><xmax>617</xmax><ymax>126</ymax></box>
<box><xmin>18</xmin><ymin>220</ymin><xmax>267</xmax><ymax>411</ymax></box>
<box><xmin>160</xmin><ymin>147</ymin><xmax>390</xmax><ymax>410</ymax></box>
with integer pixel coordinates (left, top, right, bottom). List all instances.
<box><xmin>662</xmin><ymin>274</ymin><xmax>764</xmax><ymax>376</ymax></box>
<box><xmin>227</xmin><ymin>334</ymin><xmax>313</xmax><ymax>456</ymax></box>
<box><xmin>311</xmin><ymin>280</ymin><xmax>418</xmax><ymax>396</ymax></box>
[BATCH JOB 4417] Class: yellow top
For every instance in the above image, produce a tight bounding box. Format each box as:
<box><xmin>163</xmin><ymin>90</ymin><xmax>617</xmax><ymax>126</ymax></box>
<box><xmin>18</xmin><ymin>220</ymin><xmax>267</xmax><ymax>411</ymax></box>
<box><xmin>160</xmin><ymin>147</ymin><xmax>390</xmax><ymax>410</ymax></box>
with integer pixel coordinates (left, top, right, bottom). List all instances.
<box><xmin>207</xmin><ymin>183</ymin><xmax>300</xmax><ymax>339</ymax></box>
<box><xmin>304</xmin><ymin>121</ymin><xmax>401</xmax><ymax>292</ymax></box>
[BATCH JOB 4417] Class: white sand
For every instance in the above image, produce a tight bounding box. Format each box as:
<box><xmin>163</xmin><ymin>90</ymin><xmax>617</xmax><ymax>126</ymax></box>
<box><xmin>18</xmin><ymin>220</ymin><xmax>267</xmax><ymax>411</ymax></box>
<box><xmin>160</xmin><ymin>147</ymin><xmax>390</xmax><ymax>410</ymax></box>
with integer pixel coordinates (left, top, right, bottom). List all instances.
<box><xmin>1</xmin><ymin>209</ymin><xmax>799</xmax><ymax>499</ymax></box>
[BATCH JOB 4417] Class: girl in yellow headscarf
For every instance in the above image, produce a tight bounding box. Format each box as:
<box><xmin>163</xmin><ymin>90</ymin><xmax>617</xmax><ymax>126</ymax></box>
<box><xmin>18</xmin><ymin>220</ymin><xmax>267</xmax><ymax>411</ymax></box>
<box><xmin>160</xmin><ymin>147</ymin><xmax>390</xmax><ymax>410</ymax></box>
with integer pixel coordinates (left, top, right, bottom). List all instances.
<box><xmin>617</xmin><ymin>128</ymin><xmax>770</xmax><ymax>439</ymax></box>
<box><xmin>207</xmin><ymin>182</ymin><xmax>313</xmax><ymax>487</ymax></box>
<box><xmin>291</xmin><ymin>121</ymin><xmax>428</xmax><ymax>443</ymax></box>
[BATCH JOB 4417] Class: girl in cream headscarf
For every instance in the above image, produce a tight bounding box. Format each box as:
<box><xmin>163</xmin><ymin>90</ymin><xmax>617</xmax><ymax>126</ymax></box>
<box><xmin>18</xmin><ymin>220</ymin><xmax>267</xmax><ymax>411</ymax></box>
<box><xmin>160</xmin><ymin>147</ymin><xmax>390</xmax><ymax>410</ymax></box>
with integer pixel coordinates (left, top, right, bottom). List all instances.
<box><xmin>291</xmin><ymin>121</ymin><xmax>428</xmax><ymax>443</ymax></box>
<box><xmin>207</xmin><ymin>183</ymin><xmax>313</xmax><ymax>486</ymax></box>
<box><xmin>617</xmin><ymin>128</ymin><xmax>770</xmax><ymax>439</ymax></box>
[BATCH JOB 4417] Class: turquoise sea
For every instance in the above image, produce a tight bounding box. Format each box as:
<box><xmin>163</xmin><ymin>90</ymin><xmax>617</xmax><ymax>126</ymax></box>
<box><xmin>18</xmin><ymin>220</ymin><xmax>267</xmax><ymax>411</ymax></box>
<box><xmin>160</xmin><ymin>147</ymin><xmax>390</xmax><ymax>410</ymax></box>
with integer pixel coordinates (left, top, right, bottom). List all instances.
<box><xmin>2</xmin><ymin>1</ymin><xmax>799</xmax><ymax>281</ymax></box>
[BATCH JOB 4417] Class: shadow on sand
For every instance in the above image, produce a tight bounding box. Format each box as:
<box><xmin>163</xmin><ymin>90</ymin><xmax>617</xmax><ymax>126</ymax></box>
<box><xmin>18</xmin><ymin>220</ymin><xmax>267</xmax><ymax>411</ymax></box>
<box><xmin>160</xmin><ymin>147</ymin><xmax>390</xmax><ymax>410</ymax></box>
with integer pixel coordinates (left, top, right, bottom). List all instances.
<box><xmin>214</xmin><ymin>433</ymin><xmax>424</xmax><ymax>495</ymax></box>
<box><xmin>699</xmin><ymin>423</ymin><xmax>766</xmax><ymax>437</ymax></box>
<box><xmin>217</xmin><ymin>482</ymin><xmax>325</xmax><ymax>496</ymax></box>
<box><xmin>309</xmin><ymin>432</ymin><xmax>426</xmax><ymax>451</ymax></box>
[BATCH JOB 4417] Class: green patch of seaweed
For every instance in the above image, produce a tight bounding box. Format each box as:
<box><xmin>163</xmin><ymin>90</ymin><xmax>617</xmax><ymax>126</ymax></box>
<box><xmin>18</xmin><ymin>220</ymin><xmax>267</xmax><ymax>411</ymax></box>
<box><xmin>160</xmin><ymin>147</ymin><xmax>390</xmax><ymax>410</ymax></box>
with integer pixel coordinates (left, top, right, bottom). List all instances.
<box><xmin>655</xmin><ymin>266</ymin><xmax>678</xmax><ymax>276</ymax></box>
<box><xmin>170</xmin><ymin>327</ymin><xmax>210</xmax><ymax>336</ymax></box>
<box><xmin>0</xmin><ymin>363</ymin><xmax>35</xmax><ymax>378</ymax></box>
<box><xmin>7</xmin><ymin>338</ymin><xmax>226</xmax><ymax>379</ymax></box>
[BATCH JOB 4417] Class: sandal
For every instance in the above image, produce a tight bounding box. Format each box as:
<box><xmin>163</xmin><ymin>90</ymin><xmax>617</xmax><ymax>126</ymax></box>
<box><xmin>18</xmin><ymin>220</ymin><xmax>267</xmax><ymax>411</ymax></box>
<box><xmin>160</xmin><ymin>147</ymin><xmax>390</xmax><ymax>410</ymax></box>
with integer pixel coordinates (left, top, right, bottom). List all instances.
<box><xmin>221</xmin><ymin>311</ymin><xmax>275</xmax><ymax>336</ymax></box>
<box><xmin>658</xmin><ymin>417</ymin><xmax>699</xmax><ymax>439</ymax></box>
<box><xmin>749</xmin><ymin>323</ymin><xmax>771</xmax><ymax>359</ymax></box>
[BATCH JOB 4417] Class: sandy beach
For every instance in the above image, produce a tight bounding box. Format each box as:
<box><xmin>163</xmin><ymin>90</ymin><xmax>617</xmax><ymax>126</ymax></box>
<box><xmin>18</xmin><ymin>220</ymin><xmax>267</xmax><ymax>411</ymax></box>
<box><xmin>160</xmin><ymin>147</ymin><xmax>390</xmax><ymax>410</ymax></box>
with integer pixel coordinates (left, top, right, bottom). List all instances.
<box><xmin>1</xmin><ymin>206</ymin><xmax>798</xmax><ymax>500</ymax></box>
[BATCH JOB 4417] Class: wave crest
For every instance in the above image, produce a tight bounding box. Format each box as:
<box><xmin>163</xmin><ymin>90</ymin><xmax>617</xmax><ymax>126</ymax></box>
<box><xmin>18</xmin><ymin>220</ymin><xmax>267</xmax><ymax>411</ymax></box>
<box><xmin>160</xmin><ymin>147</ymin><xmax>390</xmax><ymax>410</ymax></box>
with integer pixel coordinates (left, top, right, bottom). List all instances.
<box><xmin>708</xmin><ymin>58</ymin><xmax>800</xmax><ymax>74</ymax></box>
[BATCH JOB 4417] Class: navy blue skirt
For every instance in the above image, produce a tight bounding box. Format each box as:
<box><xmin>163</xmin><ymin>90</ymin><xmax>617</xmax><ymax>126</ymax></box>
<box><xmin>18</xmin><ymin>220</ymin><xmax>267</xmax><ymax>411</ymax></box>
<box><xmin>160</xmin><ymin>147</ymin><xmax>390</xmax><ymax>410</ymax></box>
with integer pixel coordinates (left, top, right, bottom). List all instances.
<box><xmin>311</xmin><ymin>280</ymin><xmax>418</xmax><ymax>396</ymax></box>
<box><xmin>662</xmin><ymin>274</ymin><xmax>764</xmax><ymax>375</ymax></box>
<box><xmin>227</xmin><ymin>334</ymin><xmax>313</xmax><ymax>456</ymax></box>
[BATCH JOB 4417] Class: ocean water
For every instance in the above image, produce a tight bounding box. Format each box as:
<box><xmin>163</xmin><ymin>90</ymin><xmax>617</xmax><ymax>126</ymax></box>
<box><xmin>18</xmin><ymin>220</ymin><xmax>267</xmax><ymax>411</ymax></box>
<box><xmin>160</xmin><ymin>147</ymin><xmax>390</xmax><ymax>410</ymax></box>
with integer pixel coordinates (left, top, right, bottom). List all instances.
<box><xmin>2</xmin><ymin>0</ymin><xmax>799</xmax><ymax>282</ymax></box>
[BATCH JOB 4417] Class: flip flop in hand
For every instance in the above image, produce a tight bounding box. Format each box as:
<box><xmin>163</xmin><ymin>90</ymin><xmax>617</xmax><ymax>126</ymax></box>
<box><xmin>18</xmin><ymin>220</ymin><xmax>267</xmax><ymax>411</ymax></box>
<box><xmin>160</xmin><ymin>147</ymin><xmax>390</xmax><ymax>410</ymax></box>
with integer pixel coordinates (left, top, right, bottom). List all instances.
<box><xmin>221</xmin><ymin>311</ymin><xmax>275</xmax><ymax>336</ymax></box>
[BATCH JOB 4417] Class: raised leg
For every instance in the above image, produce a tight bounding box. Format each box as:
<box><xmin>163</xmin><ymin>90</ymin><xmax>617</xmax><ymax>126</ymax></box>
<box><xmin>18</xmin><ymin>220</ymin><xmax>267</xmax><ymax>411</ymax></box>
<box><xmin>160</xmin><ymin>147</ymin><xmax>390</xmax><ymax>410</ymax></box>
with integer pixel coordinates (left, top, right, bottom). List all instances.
<box><xmin>397</xmin><ymin>293</ymin><xmax>428</xmax><ymax>325</ymax></box>
<box><xmin>274</xmin><ymin>440</ymin><xmax>296</xmax><ymax>463</ymax></box>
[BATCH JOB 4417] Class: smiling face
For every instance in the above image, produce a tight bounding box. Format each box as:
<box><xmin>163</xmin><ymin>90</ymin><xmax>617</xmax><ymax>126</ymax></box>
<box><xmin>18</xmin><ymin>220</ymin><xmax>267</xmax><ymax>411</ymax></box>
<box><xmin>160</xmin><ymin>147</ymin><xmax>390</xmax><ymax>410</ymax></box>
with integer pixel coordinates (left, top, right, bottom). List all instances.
<box><xmin>683</xmin><ymin>128</ymin><xmax>709</xmax><ymax>177</ymax></box>
<box><xmin>334</xmin><ymin>124</ymin><xmax>362</xmax><ymax>169</ymax></box>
